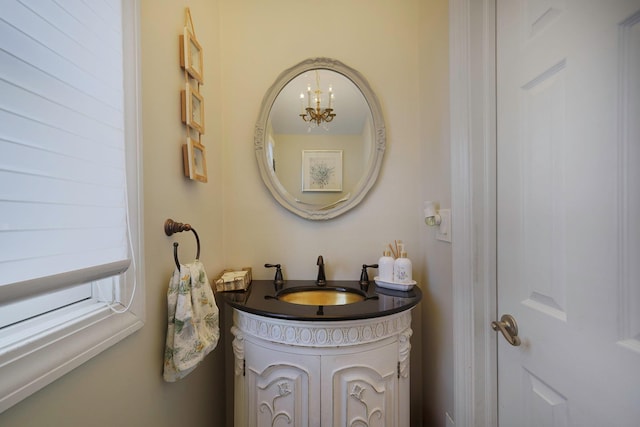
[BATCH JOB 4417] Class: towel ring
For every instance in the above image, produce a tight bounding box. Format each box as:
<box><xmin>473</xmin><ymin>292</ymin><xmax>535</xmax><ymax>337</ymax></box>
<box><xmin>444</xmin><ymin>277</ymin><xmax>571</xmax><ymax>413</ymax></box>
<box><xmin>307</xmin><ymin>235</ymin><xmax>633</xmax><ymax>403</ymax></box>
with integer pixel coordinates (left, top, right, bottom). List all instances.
<box><xmin>164</xmin><ymin>218</ymin><xmax>201</xmax><ymax>268</ymax></box>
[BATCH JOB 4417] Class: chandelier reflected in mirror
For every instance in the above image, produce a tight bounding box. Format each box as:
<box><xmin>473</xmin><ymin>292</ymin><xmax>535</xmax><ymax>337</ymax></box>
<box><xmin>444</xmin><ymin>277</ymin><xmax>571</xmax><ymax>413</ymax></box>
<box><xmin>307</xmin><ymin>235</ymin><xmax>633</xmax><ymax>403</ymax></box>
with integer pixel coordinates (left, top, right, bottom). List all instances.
<box><xmin>299</xmin><ymin>70</ymin><xmax>336</xmax><ymax>128</ymax></box>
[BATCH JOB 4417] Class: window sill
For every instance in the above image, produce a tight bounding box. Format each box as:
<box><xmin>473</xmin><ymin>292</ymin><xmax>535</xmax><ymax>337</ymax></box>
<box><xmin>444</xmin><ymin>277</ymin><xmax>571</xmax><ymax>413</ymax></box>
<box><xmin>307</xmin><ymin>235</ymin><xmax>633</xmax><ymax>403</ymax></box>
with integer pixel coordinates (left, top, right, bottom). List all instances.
<box><xmin>0</xmin><ymin>301</ymin><xmax>144</xmax><ymax>413</ymax></box>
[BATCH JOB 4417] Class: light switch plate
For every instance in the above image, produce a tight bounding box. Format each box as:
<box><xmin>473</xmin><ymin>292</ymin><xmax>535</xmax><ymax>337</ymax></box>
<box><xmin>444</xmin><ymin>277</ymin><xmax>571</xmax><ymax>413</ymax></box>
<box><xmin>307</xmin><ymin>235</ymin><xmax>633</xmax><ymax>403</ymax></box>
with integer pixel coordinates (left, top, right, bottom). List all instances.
<box><xmin>436</xmin><ymin>209</ymin><xmax>451</xmax><ymax>242</ymax></box>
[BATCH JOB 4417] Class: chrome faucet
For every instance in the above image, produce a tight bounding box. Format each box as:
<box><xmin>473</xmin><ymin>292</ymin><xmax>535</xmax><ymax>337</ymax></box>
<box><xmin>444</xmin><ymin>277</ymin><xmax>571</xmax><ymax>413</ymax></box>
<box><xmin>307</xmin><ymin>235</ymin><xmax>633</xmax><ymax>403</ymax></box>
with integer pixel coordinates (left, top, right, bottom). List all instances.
<box><xmin>316</xmin><ymin>255</ymin><xmax>327</xmax><ymax>286</ymax></box>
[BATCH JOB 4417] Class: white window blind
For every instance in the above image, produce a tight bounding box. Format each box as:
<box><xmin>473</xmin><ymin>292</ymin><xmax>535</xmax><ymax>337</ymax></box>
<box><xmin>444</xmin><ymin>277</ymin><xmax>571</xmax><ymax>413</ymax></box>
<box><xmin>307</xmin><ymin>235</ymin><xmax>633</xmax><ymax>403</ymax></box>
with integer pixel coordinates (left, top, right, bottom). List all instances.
<box><xmin>0</xmin><ymin>0</ymin><xmax>130</xmax><ymax>306</ymax></box>
<box><xmin>0</xmin><ymin>0</ymin><xmax>142</xmax><ymax>413</ymax></box>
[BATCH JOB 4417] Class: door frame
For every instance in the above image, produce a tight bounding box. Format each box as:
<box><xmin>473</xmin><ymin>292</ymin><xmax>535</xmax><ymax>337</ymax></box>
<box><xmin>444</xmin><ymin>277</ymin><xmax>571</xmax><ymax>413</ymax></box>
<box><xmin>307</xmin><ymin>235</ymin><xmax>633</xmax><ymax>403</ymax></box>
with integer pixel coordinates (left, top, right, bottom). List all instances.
<box><xmin>450</xmin><ymin>0</ymin><xmax>498</xmax><ymax>425</ymax></box>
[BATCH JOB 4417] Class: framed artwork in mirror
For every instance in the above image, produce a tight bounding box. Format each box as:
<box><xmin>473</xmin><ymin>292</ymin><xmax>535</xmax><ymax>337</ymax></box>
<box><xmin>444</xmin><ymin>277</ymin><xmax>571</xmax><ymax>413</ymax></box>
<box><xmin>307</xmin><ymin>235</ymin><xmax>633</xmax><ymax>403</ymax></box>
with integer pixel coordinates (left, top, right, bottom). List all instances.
<box><xmin>182</xmin><ymin>137</ymin><xmax>208</xmax><ymax>182</ymax></box>
<box><xmin>181</xmin><ymin>83</ymin><xmax>205</xmax><ymax>134</ymax></box>
<box><xmin>180</xmin><ymin>28</ymin><xmax>203</xmax><ymax>83</ymax></box>
<box><xmin>302</xmin><ymin>150</ymin><xmax>343</xmax><ymax>192</ymax></box>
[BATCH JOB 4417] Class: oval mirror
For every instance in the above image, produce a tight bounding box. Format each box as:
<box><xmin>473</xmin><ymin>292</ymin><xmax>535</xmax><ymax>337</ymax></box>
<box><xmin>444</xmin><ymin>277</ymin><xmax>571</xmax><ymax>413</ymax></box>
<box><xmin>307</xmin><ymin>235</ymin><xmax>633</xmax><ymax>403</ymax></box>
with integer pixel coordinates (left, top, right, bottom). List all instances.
<box><xmin>255</xmin><ymin>58</ymin><xmax>385</xmax><ymax>220</ymax></box>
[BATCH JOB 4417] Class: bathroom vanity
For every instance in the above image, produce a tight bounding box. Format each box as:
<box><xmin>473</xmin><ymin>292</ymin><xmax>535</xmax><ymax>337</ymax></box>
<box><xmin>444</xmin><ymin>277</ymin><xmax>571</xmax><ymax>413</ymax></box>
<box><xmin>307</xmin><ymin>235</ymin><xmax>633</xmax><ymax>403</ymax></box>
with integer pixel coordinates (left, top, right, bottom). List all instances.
<box><xmin>223</xmin><ymin>280</ymin><xmax>421</xmax><ymax>427</ymax></box>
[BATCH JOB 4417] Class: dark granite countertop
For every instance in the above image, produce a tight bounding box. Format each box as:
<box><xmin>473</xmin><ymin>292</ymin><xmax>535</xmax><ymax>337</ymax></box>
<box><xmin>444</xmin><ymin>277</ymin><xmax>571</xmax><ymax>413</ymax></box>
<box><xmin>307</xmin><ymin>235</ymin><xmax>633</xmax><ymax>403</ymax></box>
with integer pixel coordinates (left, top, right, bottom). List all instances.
<box><xmin>219</xmin><ymin>280</ymin><xmax>422</xmax><ymax>321</ymax></box>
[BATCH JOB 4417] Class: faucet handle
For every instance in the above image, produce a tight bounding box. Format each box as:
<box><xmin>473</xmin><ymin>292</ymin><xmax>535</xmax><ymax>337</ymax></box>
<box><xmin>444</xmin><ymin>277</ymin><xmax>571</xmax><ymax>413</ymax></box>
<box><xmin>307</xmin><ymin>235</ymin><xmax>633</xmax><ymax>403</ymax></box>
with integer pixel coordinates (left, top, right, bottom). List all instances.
<box><xmin>359</xmin><ymin>264</ymin><xmax>379</xmax><ymax>287</ymax></box>
<box><xmin>264</xmin><ymin>263</ymin><xmax>284</xmax><ymax>286</ymax></box>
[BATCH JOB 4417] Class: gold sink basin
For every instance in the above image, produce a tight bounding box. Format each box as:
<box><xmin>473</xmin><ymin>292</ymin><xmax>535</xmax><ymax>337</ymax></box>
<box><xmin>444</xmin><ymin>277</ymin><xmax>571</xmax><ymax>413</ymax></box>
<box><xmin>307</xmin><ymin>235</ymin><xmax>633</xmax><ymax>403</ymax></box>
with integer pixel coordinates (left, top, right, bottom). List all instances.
<box><xmin>277</xmin><ymin>287</ymin><xmax>366</xmax><ymax>306</ymax></box>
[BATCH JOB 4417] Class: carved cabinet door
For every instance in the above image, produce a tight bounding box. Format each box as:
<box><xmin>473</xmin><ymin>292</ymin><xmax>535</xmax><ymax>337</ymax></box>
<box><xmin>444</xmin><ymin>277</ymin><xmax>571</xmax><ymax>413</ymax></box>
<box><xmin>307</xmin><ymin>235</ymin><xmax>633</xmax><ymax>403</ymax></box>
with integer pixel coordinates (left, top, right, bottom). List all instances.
<box><xmin>244</xmin><ymin>340</ymin><xmax>321</xmax><ymax>427</ymax></box>
<box><xmin>322</xmin><ymin>341</ymin><xmax>399</xmax><ymax>427</ymax></box>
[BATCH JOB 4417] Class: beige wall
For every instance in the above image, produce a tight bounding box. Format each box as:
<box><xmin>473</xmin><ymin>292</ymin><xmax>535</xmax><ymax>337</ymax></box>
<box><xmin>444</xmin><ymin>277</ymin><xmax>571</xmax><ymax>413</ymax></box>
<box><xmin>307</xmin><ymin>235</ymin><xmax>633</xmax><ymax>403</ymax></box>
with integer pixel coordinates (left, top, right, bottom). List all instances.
<box><xmin>0</xmin><ymin>1</ymin><xmax>451</xmax><ymax>426</ymax></box>
<box><xmin>219</xmin><ymin>0</ymin><xmax>450</xmax><ymax>425</ymax></box>
<box><xmin>418</xmin><ymin>1</ymin><xmax>453</xmax><ymax>425</ymax></box>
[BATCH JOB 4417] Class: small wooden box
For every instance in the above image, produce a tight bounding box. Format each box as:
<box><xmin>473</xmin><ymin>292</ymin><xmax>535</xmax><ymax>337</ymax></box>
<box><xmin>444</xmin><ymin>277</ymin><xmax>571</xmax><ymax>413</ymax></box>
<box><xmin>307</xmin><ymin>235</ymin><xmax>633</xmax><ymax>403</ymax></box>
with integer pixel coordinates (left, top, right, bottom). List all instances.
<box><xmin>214</xmin><ymin>267</ymin><xmax>252</xmax><ymax>292</ymax></box>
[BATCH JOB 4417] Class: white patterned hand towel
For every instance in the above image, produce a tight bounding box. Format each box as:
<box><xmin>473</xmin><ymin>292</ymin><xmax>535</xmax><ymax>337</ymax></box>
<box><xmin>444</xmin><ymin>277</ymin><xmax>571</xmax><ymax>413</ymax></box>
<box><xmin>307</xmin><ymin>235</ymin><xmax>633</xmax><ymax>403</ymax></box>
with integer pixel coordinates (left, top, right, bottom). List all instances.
<box><xmin>163</xmin><ymin>260</ymin><xmax>219</xmax><ymax>382</ymax></box>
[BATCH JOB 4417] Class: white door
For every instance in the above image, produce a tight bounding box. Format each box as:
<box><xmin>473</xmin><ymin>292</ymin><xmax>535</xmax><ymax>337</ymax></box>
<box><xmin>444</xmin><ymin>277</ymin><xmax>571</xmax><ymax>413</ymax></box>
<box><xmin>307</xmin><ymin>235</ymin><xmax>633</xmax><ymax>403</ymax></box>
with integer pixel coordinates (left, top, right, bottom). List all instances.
<box><xmin>496</xmin><ymin>1</ymin><xmax>640</xmax><ymax>426</ymax></box>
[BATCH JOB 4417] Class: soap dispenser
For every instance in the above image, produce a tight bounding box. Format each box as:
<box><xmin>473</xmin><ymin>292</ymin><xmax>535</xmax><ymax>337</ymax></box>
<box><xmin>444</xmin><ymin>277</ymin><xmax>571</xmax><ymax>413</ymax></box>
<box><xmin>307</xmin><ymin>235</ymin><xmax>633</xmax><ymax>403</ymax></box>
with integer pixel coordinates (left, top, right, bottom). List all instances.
<box><xmin>393</xmin><ymin>251</ymin><xmax>413</xmax><ymax>284</ymax></box>
<box><xmin>378</xmin><ymin>250</ymin><xmax>395</xmax><ymax>282</ymax></box>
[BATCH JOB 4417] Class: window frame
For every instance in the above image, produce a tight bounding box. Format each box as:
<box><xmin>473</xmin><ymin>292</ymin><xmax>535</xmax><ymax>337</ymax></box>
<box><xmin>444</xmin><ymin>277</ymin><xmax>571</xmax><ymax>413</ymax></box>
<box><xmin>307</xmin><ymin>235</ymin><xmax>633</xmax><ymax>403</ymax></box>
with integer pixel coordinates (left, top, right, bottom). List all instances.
<box><xmin>0</xmin><ymin>0</ymin><xmax>145</xmax><ymax>413</ymax></box>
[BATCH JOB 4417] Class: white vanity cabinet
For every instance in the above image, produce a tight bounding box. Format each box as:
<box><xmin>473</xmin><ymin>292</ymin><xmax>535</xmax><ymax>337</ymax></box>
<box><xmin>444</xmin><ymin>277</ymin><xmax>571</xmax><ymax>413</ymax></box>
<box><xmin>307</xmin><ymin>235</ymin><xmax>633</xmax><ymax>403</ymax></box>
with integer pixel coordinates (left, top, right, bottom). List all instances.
<box><xmin>231</xmin><ymin>309</ymin><xmax>413</xmax><ymax>427</ymax></box>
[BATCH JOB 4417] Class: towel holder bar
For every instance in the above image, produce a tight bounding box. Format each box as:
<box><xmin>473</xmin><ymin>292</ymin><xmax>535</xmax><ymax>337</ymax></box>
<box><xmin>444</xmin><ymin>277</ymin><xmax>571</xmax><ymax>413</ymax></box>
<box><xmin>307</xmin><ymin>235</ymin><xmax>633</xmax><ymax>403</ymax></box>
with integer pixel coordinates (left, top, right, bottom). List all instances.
<box><xmin>164</xmin><ymin>218</ymin><xmax>201</xmax><ymax>268</ymax></box>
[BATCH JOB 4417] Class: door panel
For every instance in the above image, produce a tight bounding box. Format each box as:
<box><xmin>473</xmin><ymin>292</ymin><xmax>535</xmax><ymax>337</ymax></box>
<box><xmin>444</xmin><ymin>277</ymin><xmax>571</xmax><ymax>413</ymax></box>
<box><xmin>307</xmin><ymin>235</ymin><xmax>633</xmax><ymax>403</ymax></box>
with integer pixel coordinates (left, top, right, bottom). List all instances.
<box><xmin>322</xmin><ymin>342</ymin><xmax>398</xmax><ymax>427</ymax></box>
<box><xmin>522</xmin><ymin>368</ymin><xmax>568</xmax><ymax>427</ymax></box>
<box><xmin>244</xmin><ymin>340</ymin><xmax>321</xmax><ymax>427</ymax></box>
<box><xmin>497</xmin><ymin>1</ymin><xmax>640</xmax><ymax>425</ymax></box>
<box><xmin>619</xmin><ymin>5</ymin><xmax>640</xmax><ymax>354</ymax></box>
<box><xmin>519</xmin><ymin>58</ymin><xmax>568</xmax><ymax>323</ymax></box>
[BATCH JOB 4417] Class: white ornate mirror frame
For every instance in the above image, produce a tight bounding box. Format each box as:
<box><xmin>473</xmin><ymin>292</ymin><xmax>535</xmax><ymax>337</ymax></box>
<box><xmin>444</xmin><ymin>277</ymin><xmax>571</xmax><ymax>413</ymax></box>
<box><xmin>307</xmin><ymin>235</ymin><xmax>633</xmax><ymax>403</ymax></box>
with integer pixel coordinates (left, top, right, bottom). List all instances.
<box><xmin>254</xmin><ymin>57</ymin><xmax>386</xmax><ymax>220</ymax></box>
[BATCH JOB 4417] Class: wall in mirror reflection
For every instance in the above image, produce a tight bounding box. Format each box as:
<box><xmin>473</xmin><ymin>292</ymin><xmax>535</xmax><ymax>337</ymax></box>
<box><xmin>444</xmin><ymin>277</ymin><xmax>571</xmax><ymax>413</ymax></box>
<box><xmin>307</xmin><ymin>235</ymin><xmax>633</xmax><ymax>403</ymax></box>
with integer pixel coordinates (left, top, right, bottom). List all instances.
<box><xmin>266</xmin><ymin>119</ymin><xmax>373</xmax><ymax>206</ymax></box>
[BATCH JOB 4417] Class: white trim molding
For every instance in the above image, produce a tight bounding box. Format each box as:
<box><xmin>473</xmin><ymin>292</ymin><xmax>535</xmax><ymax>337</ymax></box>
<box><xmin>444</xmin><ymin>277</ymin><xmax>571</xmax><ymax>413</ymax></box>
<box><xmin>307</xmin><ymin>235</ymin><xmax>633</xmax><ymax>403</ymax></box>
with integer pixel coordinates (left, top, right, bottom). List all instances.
<box><xmin>450</xmin><ymin>0</ymin><xmax>497</xmax><ymax>426</ymax></box>
<box><xmin>0</xmin><ymin>305</ymin><xmax>143</xmax><ymax>412</ymax></box>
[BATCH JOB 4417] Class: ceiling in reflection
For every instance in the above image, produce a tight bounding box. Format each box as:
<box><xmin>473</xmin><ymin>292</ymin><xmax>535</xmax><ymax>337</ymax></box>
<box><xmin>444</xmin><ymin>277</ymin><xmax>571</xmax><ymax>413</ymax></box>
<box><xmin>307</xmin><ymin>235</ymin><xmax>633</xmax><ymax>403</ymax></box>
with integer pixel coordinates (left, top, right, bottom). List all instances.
<box><xmin>269</xmin><ymin>70</ymin><xmax>369</xmax><ymax>135</ymax></box>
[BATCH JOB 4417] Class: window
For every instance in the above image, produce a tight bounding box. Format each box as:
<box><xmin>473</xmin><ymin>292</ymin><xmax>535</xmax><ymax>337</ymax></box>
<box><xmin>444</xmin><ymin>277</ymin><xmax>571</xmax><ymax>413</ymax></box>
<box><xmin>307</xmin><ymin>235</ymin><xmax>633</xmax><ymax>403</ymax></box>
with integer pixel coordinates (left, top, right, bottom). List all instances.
<box><xmin>0</xmin><ymin>0</ymin><xmax>143</xmax><ymax>412</ymax></box>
